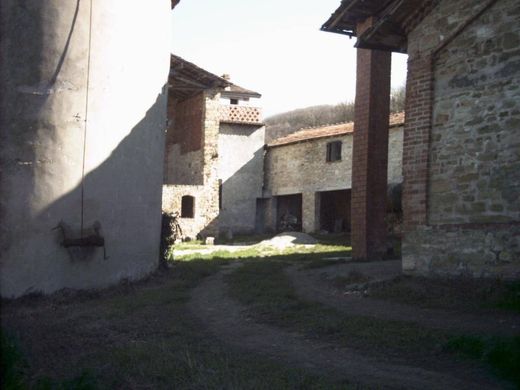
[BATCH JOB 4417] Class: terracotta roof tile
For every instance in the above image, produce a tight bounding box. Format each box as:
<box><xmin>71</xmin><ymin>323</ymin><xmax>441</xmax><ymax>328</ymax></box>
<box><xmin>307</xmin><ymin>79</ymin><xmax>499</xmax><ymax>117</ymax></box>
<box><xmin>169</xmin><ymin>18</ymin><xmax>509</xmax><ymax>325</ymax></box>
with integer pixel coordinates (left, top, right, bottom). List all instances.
<box><xmin>267</xmin><ymin>112</ymin><xmax>404</xmax><ymax>148</ymax></box>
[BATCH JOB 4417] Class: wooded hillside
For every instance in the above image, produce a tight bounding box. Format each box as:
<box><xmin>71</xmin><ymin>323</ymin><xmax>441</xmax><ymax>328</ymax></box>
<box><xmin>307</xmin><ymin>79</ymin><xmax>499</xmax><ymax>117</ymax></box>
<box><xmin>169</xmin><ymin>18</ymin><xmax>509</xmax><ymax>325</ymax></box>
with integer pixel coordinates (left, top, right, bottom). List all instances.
<box><xmin>265</xmin><ymin>86</ymin><xmax>405</xmax><ymax>143</ymax></box>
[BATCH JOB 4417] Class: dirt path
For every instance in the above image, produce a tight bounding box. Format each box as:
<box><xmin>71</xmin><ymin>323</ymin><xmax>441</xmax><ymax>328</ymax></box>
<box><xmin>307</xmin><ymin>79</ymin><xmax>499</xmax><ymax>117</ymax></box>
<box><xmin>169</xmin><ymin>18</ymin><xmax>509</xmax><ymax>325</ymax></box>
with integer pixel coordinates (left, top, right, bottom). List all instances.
<box><xmin>188</xmin><ymin>265</ymin><xmax>504</xmax><ymax>389</ymax></box>
<box><xmin>286</xmin><ymin>262</ymin><xmax>520</xmax><ymax>337</ymax></box>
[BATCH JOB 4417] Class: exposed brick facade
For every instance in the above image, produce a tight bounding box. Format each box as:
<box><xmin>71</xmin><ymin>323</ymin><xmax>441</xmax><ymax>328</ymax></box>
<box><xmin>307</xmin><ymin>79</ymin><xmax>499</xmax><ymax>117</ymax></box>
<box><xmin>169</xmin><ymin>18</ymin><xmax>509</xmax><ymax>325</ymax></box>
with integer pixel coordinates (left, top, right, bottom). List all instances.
<box><xmin>401</xmin><ymin>0</ymin><xmax>520</xmax><ymax>277</ymax></box>
<box><xmin>402</xmin><ymin>54</ymin><xmax>433</xmax><ymax>227</ymax></box>
<box><xmin>163</xmin><ymin>90</ymin><xmax>221</xmax><ymax>239</ymax></box>
<box><xmin>168</xmin><ymin>92</ymin><xmax>204</xmax><ymax>154</ymax></box>
<box><xmin>219</xmin><ymin>105</ymin><xmax>262</xmax><ymax>125</ymax></box>
<box><xmin>351</xmin><ymin>48</ymin><xmax>392</xmax><ymax>260</ymax></box>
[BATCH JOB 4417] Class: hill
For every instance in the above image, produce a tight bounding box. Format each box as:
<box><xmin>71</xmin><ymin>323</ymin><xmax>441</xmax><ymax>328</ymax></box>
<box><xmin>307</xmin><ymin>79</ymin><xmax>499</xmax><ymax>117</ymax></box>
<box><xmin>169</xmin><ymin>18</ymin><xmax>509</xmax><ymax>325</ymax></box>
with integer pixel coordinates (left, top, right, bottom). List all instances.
<box><xmin>265</xmin><ymin>86</ymin><xmax>405</xmax><ymax>143</ymax></box>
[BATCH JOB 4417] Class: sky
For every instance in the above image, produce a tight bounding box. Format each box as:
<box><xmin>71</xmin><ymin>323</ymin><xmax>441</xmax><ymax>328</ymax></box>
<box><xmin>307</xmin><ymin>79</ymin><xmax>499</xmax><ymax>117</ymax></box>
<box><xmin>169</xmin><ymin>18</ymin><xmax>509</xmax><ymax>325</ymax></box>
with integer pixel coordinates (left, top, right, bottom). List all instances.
<box><xmin>171</xmin><ymin>0</ymin><xmax>408</xmax><ymax>118</ymax></box>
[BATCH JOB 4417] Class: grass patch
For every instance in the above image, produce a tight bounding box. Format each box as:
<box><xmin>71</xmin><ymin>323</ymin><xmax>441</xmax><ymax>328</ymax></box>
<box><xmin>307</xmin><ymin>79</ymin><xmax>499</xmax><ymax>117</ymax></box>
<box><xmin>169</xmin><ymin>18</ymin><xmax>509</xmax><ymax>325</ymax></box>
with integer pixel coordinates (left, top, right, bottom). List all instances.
<box><xmin>1</xmin><ymin>331</ymin><xmax>97</xmax><ymax>390</ymax></box>
<box><xmin>226</xmin><ymin>260</ymin><xmax>520</xmax><ymax>386</ymax></box>
<box><xmin>445</xmin><ymin>336</ymin><xmax>520</xmax><ymax>387</ymax></box>
<box><xmin>1</xmin><ymin>331</ymin><xmax>27</xmax><ymax>390</ymax></box>
<box><xmin>2</xmin><ymin>258</ymin><xmax>355</xmax><ymax>389</ymax></box>
<box><xmin>226</xmin><ymin>261</ymin><xmax>449</xmax><ymax>353</ymax></box>
<box><xmin>173</xmin><ymin>240</ymin><xmax>205</xmax><ymax>250</ymax></box>
<box><xmin>368</xmin><ymin>276</ymin><xmax>520</xmax><ymax>313</ymax></box>
<box><xmin>173</xmin><ymin>243</ymin><xmax>352</xmax><ymax>263</ymax></box>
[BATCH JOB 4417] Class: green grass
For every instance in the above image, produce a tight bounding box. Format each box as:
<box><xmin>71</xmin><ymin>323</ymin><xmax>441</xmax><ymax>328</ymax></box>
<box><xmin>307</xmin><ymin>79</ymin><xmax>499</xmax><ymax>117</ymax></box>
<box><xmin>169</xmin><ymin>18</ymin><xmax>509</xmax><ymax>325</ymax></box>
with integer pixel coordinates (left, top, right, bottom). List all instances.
<box><xmin>173</xmin><ymin>243</ymin><xmax>352</xmax><ymax>263</ymax></box>
<box><xmin>226</xmin><ymin>260</ymin><xmax>520</xmax><ymax>387</ymax></box>
<box><xmin>172</xmin><ymin>240</ymin><xmax>205</xmax><ymax>250</ymax></box>
<box><xmin>368</xmin><ymin>276</ymin><xmax>520</xmax><ymax>313</ymax></box>
<box><xmin>1</xmin><ymin>331</ymin><xmax>27</xmax><ymax>390</ymax></box>
<box><xmin>445</xmin><ymin>336</ymin><xmax>520</xmax><ymax>387</ymax></box>
<box><xmin>1</xmin><ymin>331</ymin><xmax>97</xmax><ymax>390</ymax></box>
<box><xmin>226</xmin><ymin>261</ymin><xmax>450</xmax><ymax>353</ymax></box>
<box><xmin>2</xmin><ymin>258</ymin><xmax>356</xmax><ymax>389</ymax></box>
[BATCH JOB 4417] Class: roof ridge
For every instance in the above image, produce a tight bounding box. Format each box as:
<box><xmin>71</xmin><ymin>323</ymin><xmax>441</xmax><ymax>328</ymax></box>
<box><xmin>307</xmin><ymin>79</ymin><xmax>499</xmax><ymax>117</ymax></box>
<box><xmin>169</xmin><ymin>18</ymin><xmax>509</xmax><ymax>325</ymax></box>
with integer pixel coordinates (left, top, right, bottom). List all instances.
<box><xmin>297</xmin><ymin>119</ymin><xmax>354</xmax><ymax>132</ymax></box>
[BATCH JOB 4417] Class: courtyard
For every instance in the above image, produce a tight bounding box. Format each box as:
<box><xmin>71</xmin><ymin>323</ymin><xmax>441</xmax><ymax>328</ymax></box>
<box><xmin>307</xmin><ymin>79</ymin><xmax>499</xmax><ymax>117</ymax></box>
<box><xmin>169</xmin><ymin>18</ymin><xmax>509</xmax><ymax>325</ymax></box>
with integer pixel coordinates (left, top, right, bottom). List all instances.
<box><xmin>3</xmin><ymin>234</ymin><xmax>519</xmax><ymax>389</ymax></box>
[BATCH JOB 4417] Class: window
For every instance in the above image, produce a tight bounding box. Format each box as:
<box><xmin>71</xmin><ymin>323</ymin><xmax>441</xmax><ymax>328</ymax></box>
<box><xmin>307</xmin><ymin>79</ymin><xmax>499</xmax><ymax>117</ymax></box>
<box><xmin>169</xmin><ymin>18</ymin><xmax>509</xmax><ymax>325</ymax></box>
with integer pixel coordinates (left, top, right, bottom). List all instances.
<box><xmin>326</xmin><ymin>141</ymin><xmax>342</xmax><ymax>162</ymax></box>
<box><xmin>218</xmin><ymin>180</ymin><xmax>223</xmax><ymax>210</ymax></box>
<box><xmin>230</xmin><ymin>98</ymin><xmax>239</xmax><ymax>105</ymax></box>
<box><xmin>181</xmin><ymin>195</ymin><xmax>195</xmax><ymax>218</ymax></box>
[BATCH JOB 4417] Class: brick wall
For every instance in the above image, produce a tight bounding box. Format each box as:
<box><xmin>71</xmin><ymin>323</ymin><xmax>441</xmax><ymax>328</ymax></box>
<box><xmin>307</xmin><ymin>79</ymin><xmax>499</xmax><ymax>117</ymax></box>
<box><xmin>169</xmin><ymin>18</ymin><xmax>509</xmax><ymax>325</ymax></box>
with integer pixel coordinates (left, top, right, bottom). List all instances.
<box><xmin>351</xmin><ymin>48</ymin><xmax>391</xmax><ymax>260</ymax></box>
<box><xmin>219</xmin><ymin>105</ymin><xmax>262</xmax><ymax>125</ymax></box>
<box><xmin>169</xmin><ymin>93</ymin><xmax>204</xmax><ymax>153</ymax></box>
<box><xmin>162</xmin><ymin>90</ymin><xmax>221</xmax><ymax>239</ymax></box>
<box><xmin>402</xmin><ymin>0</ymin><xmax>520</xmax><ymax>277</ymax></box>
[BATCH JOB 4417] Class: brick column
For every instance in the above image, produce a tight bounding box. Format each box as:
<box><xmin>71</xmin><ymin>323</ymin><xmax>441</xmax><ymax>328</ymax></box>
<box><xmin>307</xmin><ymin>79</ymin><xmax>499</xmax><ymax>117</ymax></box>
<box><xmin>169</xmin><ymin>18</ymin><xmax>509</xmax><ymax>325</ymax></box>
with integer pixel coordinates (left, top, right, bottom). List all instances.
<box><xmin>302</xmin><ymin>192</ymin><xmax>319</xmax><ymax>233</ymax></box>
<box><xmin>351</xmin><ymin>48</ymin><xmax>391</xmax><ymax>260</ymax></box>
<box><xmin>402</xmin><ymin>54</ymin><xmax>432</xmax><ymax>228</ymax></box>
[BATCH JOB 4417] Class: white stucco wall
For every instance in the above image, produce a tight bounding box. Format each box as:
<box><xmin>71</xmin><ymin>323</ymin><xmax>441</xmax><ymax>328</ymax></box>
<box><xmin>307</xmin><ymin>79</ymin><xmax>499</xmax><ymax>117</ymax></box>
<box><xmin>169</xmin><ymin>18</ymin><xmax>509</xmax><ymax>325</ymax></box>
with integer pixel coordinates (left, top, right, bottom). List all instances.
<box><xmin>0</xmin><ymin>0</ymin><xmax>171</xmax><ymax>297</ymax></box>
<box><xmin>218</xmin><ymin>123</ymin><xmax>265</xmax><ymax>234</ymax></box>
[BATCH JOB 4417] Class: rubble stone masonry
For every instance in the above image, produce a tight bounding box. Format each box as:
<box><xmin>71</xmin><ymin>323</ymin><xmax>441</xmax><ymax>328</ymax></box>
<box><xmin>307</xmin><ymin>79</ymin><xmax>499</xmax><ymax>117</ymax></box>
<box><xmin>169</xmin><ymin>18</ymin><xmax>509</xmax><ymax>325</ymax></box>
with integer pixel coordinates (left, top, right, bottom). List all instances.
<box><xmin>265</xmin><ymin>127</ymin><xmax>403</xmax><ymax>197</ymax></box>
<box><xmin>402</xmin><ymin>0</ymin><xmax>520</xmax><ymax>277</ymax></box>
<box><xmin>163</xmin><ymin>91</ymin><xmax>221</xmax><ymax>239</ymax></box>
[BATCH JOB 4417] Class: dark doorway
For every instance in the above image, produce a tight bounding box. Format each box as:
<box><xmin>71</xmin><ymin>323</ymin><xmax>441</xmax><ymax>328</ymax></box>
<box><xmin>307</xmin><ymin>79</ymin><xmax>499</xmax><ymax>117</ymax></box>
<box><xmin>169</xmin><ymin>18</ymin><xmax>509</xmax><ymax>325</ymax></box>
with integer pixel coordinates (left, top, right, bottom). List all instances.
<box><xmin>319</xmin><ymin>189</ymin><xmax>351</xmax><ymax>233</ymax></box>
<box><xmin>255</xmin><ymin>198</ymin><xmax>268</xmax><ymax>233</ymax></box>
<box><xmin>276</xmin><ymin>194</ymin><xmax>302</xmax><ymax>231</ymax></box>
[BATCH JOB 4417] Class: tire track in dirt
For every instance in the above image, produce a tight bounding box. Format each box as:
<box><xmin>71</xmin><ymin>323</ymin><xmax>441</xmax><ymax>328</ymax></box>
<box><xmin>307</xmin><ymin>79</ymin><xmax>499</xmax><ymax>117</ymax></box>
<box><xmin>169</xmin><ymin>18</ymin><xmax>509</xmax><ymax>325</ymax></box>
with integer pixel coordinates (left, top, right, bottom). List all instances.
<box><xmin>286</xmin><ymin>263</ymin><xmax>520</xmax><ymax>337</ymax></box>
<box><xmin>188</xmin><ymin>265</ymin><xmax>504</xmax><ymax>389</ymax></box>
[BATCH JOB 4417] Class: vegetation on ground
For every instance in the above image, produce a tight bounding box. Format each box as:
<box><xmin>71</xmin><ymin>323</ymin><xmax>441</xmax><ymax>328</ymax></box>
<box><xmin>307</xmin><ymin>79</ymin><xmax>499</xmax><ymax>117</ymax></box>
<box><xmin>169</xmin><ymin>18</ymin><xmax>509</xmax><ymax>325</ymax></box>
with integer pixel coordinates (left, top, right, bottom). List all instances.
<box><xmin>3</xmin><ymin>236</ymin><xmax>518</xmax><ymax>389</ymax></box>
<box><xmin>367</xmin><ymin>275</ymin><xmax>520</xmax><ymax>313</ymax></box>
<box><xmin>226</xmin><ymin>260</ymin><xmax>520</xmax><ymax>387</ymax></box>
<box><xmin>173</xmin><ymin>243</ymin><xmax>352</xmax><ymax>262</ymax></box>
<box><xmin>445</xmin><ymin>335</ymin><xmax>520</xmax><ymax>386</ymax></box>
<box><xmin>1</xmin><ymin>258</ymin><xmax>353</xmax><ymax>389</ymax></box>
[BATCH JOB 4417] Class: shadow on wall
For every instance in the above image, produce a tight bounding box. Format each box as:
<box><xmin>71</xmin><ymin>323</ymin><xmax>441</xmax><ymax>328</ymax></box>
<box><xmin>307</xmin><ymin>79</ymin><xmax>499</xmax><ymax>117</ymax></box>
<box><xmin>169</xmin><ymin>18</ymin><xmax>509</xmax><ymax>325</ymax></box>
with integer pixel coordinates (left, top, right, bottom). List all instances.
<box><xmin>166</xmin><ymin>144</ymin><xmax>265</xmax><ymax>241</ymax></box>
<box><xmin>1</xmin><ymin>90</ymin><xmax>167</xmax><ymax>297</ymax></box>
<box><xmin>218</xmin><ymin>145</ymin><xmax>265</xmax><ymax>235</ymax></box>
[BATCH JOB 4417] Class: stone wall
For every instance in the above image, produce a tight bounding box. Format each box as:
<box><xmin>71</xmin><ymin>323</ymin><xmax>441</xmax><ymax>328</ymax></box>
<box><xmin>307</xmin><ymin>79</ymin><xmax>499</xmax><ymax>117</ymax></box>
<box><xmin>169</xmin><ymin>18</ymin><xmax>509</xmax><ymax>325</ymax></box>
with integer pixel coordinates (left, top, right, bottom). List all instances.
<box><xmin>402</xmin><ymin>0</ymin><xmax>520</xmax><ymax>278</ymax></box>
<box><xmin>265</xmin><ymin>126</ymin><xmax>403</xmax><ymax>196</ymax></box>
<box><xmin>218</xmin><ymin>123</ymin><xmax>265</xmax><ymax>234</ymax></box>
<box><xmin>162</xmin><ymin>90</ymin><xmax>220</xmax><ymax>239</ymax></box>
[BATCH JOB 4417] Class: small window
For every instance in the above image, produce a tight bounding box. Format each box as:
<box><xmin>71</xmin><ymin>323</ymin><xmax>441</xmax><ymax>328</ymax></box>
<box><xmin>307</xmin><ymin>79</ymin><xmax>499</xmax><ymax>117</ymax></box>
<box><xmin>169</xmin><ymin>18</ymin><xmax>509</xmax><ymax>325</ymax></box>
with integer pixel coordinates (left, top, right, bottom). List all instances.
<box><xmin>326</xmin><ymin>141</ymin><xmax>342</xmax><ymax>162</ymax></box>
<box><xmin>181</xmin><ymin>195</ymin><xmax>195</xmax><ymax>218</ymax></box>
<box><xmin>230</xmin><ymin>98</ymin><xmax>239</xmax><ymax>105</ymax></box>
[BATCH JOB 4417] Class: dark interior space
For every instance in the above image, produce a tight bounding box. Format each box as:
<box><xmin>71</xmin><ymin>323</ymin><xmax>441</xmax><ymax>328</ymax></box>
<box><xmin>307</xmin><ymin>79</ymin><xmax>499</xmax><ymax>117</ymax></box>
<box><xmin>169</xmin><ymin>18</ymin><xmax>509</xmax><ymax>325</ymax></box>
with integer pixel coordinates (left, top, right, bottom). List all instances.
<box><xmin>319</xmin><ymin>189</ymin><xmax>351</xmax><ymax>233</ymax></box>
<box><xmin>276</xmin><ymin>194</ymin><xmax>302</xmax><ymax>231</ymax></box>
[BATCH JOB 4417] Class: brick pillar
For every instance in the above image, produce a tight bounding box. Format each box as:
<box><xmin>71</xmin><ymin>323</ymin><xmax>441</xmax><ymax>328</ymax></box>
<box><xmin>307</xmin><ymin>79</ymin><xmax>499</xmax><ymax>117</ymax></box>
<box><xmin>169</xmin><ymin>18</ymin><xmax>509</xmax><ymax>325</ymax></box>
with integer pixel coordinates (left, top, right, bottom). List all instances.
<box><xmin>402</xmin><ymin>54</ymin><xmax>432</xmax><ymax>228</ymax></box>
<box><xmin>351</xmin><ymin>48</ymin><xmax>391</xmax><ymax>260</ymax></box>
<box><xmin>302</xmin><ymin>192</ymin><xmax>319</xmax><ymax>233</ymax></box>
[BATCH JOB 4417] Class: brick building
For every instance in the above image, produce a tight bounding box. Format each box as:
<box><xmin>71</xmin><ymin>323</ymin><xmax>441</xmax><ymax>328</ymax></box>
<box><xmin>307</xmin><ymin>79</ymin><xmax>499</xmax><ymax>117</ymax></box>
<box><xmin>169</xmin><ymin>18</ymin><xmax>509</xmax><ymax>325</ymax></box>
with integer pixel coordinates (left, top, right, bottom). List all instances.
<box><xmin>162</xmin><ymin>55</ymin><xmax>265</xmax><ymax>239</ymax></box>
<box><xmin>322</xmin><ymin>0</ymin><xmax>520</xmax><ymax>277</ymax></box>
<box><xmin>263</xmin><ymin>113</ymin><xmax>404</xmax><ymax>234</ymax></box>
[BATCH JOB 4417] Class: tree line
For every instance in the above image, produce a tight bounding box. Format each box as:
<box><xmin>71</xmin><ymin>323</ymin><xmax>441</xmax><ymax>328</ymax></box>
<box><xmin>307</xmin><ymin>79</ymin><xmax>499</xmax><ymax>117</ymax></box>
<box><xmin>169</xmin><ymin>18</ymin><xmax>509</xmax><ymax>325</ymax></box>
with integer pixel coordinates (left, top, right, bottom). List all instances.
<box><xmin>265</xmin><ymin>85</ymin><xmax>405</xmax><ymax>143</ymax></box>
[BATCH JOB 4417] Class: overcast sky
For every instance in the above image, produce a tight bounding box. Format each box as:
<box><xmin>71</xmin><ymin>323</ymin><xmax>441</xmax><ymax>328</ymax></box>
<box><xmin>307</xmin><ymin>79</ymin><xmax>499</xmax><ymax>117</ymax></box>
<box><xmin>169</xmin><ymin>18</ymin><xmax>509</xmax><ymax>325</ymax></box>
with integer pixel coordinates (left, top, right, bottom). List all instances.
<box><xmin>171</xmin><ymin>0</ymin><xmax>408</xmax><ymax>118</ymax></box>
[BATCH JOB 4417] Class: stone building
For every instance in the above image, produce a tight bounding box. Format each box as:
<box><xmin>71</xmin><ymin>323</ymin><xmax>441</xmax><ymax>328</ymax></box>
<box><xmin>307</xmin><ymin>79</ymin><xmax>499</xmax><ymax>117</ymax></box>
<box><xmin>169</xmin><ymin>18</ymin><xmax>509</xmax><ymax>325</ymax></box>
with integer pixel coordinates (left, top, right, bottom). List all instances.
<box><xmin>0</xmin><ymin>1</ymin><xmax>178</xmax><ymax>298</ymax></box>
<box><xmin>263</xmin><ymin>113</ymin><xmax>404</xmax><ymax>233</ymax></box>
<box><xmin>322</xmin><ymin>0</ymin><xmax>520</xmax><ymax>277</ymax></box>
<box><xmin>163</xmin><ymin>56</ymin><xmax>265</xmax><ymax>239</ymax></box>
